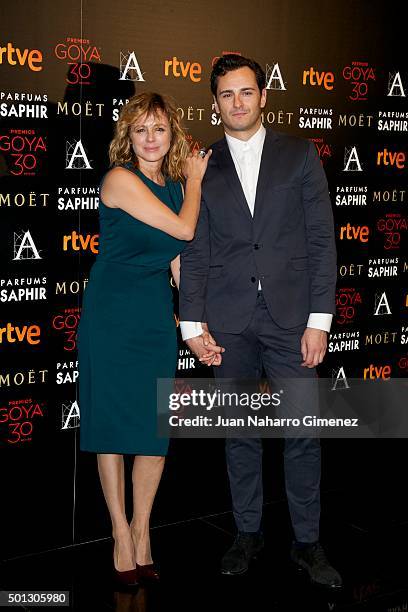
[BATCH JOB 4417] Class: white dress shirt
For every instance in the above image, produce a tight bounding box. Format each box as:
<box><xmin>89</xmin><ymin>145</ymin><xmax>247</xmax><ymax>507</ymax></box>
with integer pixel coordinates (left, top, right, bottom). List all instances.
<box><xmin>180</xmin><ymin>124</ymin><xmax>333</xmax><ymax>340</ymax></box>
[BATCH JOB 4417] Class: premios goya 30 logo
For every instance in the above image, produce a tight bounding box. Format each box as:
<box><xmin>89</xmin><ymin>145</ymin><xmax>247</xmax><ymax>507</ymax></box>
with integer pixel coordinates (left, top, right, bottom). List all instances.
<box><xmin>342</xmin><ymin>61</ymin><xmax>376</xmax><ymax>101</ymax></box>
<box><xmin>335</xmin><ymin>288</ymin><xmax>363</xmax><ymax>325</ymax></box>
<box><xmin>0</xmin><ymin>129</ymin><xmax>47</xmax><ymax>176</ymax></box>
<box><xmin>311</xmin><ymin>138</ymin><xmax>332</xmax><ymax>164</ymax></box>
<box><xmin>0</xmin><ymin>398</ymin><xmax>45</xmax><ymax>445</ymax></box>
<box><xmin>52</xmin><ymin>307</ymin><xmax>81</xmax><ymax>352</ymax></box>
<box><xmin>376</xmin><ymin>214</ymin><xmax>408</xmax><ymax>250</ymax></box>
<box><xmin>54</xmin><ymin>37</ymin><xmax>101</xmax><ymax>85</ymax></box>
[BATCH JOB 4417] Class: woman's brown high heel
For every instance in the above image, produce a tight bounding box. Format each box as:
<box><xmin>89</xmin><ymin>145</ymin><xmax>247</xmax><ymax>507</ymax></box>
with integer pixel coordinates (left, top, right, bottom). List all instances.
<box><xmin>114</xmin><ymin>567</ymin><xmax>139</xmax><ymax>588</ymax></box>
<box><xmin>136</xmin><ymin>563</ymin><xmax>160</xmax><ymax>582</ymax></box>
<box><xmin>113</xmin><ymin>541</ymin><xmax>139</xmax><ymax>588</ymax></box>
<box><xmin>130</xmin><ymin>528</ymin><xmax>159</xmax><ymax>583</ymax></box>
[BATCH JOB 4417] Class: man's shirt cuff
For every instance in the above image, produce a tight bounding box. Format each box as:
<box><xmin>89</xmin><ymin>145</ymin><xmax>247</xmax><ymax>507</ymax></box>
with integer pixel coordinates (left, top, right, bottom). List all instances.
<box><xmin>180</xmin><ymin>321</ymin><xmax>204</xmax><ymax>340</ymax></box>
<box><xmin>307</xmin><ymin>313</ymin><xmax>333</xmax><ymax>333</ymax></box>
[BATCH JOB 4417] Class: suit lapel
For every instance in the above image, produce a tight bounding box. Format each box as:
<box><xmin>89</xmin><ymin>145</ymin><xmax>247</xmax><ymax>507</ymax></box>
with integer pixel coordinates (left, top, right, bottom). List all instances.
<box><xmin>253</xmin><ymin>129</ymin><xmax>281</xmax><ymax>222</ymax></box>
<box><xmin>215</xmin><ymin>138</ymin><xmax>253</xmax><ymax>222</ymax></box>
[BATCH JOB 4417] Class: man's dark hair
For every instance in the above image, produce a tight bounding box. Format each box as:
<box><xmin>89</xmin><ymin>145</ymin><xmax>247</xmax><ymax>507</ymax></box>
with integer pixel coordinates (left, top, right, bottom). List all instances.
<box><xmin>210</xmin><ymin>54</ymin><xmax>266</xmax><ymax>97</ymax></box>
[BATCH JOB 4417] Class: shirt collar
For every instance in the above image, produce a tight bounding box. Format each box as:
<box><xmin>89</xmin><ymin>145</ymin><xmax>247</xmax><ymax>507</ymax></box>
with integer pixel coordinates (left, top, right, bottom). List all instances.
<box><xmin>225</xmin><ymin>123</ymin><xmax>266</xmax><ymax>157</ymax></box>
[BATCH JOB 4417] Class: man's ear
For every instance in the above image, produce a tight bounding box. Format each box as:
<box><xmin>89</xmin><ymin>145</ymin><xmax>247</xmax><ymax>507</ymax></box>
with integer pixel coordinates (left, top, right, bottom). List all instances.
<box><xmin>213</xmin><ymin>95</ymin><xmax>220</xmax><ymax>114</ymax></box>
<box><xmin>260</xmin><ymin>88</ymin><xmax>267</xmax><ymax>109</ymax></box>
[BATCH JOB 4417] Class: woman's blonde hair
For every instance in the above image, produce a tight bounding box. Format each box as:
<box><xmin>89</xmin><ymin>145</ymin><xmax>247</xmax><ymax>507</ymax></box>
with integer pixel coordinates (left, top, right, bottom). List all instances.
<box><xmin>109</xmin><ymin>92</ymin><xmax>190</xmax><ymax>182</ymax></box>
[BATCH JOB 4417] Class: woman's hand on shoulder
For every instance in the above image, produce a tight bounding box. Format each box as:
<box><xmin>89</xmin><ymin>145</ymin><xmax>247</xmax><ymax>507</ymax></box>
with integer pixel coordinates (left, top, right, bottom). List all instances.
<box><xmin>183</xmin><ymin>149</ymin><xmax>212</xmax><ymax>182</ymax></box>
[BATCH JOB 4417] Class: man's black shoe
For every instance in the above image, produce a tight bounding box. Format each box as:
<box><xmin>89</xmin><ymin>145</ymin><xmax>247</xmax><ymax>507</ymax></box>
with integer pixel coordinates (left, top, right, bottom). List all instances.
<box><xmin>290</xmin><ymin>542</ymin><xmax>343</xmax><ymax>588</ymax></box>
<box><xmin>221</xmin><ymin>532</ymin><xmax>264</xmax><ymax>575</ymax></box>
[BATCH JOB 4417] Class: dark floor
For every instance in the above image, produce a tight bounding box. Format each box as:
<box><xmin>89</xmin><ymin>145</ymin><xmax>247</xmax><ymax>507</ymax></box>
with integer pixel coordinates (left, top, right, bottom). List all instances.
<box><xmin>1</xmin><ymin>488</ymin><xmax>407</xmax><ymax>612</ymax></box>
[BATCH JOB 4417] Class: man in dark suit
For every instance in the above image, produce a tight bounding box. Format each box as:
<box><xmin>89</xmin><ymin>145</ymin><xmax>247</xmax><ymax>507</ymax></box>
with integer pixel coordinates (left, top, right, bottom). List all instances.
<box><xmin>179</xmin><ymin>55</ymin><xmax>342</xmax><ymax>588</ymax></box>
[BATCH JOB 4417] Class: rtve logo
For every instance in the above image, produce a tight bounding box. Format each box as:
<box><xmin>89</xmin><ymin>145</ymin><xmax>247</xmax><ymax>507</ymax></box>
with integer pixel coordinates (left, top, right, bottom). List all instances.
<box><xmin>302</xmin><ymin>66</ymin><xmax>335</xmax><ymax>90</ymax></box>
<box><xmin>0</xmin><ymin>42</ymin><xmax>42</xmax><ymax>71</ymax></box>
<box><xmin>339</xmin><ymin>223</ymin><xmax>369</xmax><ymax>242</ymax></box>
<box><xmin>164</xmin><ymin>56</ymin><xmax>202</xmax><ymax>82</ymax></box>
<box><xmin>0</xmin><ymin>322</ymin><xmax>41</xmax><ymax>345</ymax></box>
<box><xmin>376</xmin><ymin>148</ymin><xmax>406</xmax><ymax>169</ymax></box>
<box><xmin>363</xmin><ymin>363</ymin><xmax>391</xmax><ymax>380</ymax></box>
<box><xmin>63</xmin><ymin>231</ymin><xmax>99</xmax><ymax>254</ymax></box>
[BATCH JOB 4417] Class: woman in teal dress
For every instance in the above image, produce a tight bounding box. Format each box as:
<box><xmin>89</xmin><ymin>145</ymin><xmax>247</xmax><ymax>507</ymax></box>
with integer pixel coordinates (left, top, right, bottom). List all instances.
<box><xmin>77</xmin><ymin>92</ymin><xmax>217</xmax><ymax>586</ymax></box>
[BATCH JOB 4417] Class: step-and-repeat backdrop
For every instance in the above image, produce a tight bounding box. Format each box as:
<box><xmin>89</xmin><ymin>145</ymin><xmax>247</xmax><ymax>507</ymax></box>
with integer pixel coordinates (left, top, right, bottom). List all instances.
<box><xmin>1</xmin><ymin>0</ymin><xmax>407</xmax><ymax>558</ymax></box>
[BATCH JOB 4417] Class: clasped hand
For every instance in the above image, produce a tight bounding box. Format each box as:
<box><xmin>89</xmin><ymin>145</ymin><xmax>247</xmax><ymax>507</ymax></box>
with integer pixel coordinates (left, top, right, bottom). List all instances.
<box><xmin>186</xmin><ymin>323</ymin><xmax>225</xmax><ymax>367</ymax></box>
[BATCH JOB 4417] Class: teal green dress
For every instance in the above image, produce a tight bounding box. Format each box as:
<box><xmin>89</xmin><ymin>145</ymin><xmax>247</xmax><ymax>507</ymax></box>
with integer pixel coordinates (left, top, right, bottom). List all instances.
<box><xmin>77</xmin><ymin>164</ymin><xmax>185</xmax><ymax>455</ymax></box>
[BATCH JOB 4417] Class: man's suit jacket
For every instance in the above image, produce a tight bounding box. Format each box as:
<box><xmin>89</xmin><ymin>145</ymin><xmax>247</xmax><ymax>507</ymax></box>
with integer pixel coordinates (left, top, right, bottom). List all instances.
<box><xmin>179</xmin><ymin>128</ymin><xmax>337</xmax><ymax>333</ymax></box>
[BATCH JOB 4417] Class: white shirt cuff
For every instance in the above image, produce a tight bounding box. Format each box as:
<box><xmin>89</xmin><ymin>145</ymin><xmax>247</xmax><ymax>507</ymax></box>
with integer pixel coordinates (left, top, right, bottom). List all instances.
<box><xmin>307</xmin><ymin>313</ymin><xmax>333</xmax><ymax>333</ymax></box>
<box><xmin>179</xmin><ymin>321</ymin><xmax>204</xmax><ymax>341</ymax></box>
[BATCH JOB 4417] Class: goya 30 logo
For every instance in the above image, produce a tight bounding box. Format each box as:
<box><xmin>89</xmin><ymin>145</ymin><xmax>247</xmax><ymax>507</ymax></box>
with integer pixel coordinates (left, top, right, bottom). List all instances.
<box><xmin>0</xmin><ymin>129</ymin><xmax>47</xmax><ymax>176</ymax></box>
<box><xmin>0</xmin><ymin>399</ymin><xmax>44</xmax><ymax>445</ymax></box>
<box><xmin>336</xmin><ymin>288</ymin><xmax>362</xmax><ymax>325</ymax></box>
<box><xmin>54</xmin><ymin>37</ymin><xmax>101</xmax><ymax>85</ymax></box>
<box><xmin>342</xmin><ymin>61</ymin><xmax>375</xmax><ymax>101</ymax></box>
<box><xmin>52</xmin><ymin>308</ymin><xmax>81</xmax><ymax>351</ymax></box>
